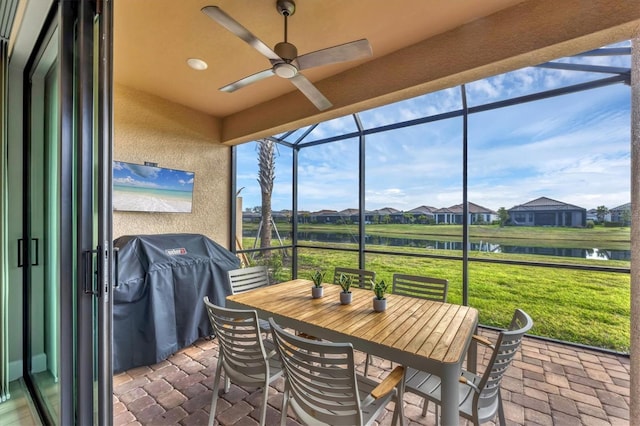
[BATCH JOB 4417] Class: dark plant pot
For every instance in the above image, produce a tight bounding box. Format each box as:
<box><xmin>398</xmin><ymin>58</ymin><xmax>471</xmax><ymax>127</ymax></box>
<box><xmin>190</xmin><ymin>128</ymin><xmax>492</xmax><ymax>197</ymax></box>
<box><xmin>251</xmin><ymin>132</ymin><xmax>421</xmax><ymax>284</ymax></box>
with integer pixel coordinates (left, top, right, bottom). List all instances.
<box><xmin>311</xmin><ymin>286</ymin><xmax>324</xmax><ymax>299</ymax></box>
<box><xmin>340</xmin><ymin>291</ymin><xmax>352</xmax><ymax>304</ymax></box>
<box><xmin>373</xmin><ymin>297</ymin><xmax>387</xmax><ymax>312</ymax></box>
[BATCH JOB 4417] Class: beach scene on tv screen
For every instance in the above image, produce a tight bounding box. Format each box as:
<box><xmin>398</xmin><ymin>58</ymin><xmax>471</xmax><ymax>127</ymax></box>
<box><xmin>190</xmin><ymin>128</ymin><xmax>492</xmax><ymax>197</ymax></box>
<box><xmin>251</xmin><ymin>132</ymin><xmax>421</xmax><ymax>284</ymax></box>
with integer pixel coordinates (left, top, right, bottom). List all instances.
<box><xmin>113</xmin><ymin>161</ymin><xmax>195</xmax><ymax>213</ymax></box>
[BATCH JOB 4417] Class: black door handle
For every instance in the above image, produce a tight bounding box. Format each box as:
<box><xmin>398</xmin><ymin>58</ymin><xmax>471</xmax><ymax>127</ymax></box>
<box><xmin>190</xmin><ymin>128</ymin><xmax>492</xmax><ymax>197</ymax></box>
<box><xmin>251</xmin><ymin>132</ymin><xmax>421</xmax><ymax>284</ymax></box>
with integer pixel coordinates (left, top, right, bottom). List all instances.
<box><xmin>83</xmin><ymin>249</ymin><xmax>99</xmax><ymax>295</ymax></box>
<box><xmin>17</xmin><ymin>238</ymin><xmax>40</xmax><ymax>267</ymax></box>
<box><xmin>17</xmin><ymin>238</ymin><xmax>23</xmax><ymax>268</ymax></box>
<box><xmin>32</xmin><ymin>238</ymin><xmax>39</xmax><ymax>266</ymax></box>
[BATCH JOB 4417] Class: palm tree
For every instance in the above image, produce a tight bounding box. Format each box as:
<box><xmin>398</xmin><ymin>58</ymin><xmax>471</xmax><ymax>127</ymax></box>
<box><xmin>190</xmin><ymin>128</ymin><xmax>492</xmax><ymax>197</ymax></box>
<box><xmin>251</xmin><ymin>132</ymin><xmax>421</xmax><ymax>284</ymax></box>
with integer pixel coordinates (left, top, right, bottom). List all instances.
<box><xmin>257</xmin><ymin>139</ymin><xmax>275</xmax><ymax>255</ymax></box>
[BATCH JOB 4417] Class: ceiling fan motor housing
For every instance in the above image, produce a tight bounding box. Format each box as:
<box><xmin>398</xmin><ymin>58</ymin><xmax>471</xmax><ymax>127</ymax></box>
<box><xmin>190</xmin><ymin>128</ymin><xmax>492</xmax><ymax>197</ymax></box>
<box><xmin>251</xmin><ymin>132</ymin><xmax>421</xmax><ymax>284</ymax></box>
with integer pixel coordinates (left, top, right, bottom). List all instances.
<box><xmin>273</xmin><ymin>42</ymin><xmax>299</xmax><ymax>78</ymax></box>
<box><xmin>274</xmin><ymin>41</ymin><xmax>297</xmax><ymax>61</ymax></box>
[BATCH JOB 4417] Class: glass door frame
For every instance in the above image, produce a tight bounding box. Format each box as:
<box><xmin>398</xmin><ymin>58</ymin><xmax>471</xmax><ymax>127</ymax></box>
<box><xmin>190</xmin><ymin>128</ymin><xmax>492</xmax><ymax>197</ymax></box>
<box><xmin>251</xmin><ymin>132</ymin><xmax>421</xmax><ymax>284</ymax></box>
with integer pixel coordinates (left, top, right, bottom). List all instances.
<box><xmin>22</xmin><ymin>4</ymin><xmax>63</xmax><ymax>424</ymax></box>
<box><xmin>22</xmin><ymin>0</ymin><xmax>114</xmax><ymax>424</ymax></box>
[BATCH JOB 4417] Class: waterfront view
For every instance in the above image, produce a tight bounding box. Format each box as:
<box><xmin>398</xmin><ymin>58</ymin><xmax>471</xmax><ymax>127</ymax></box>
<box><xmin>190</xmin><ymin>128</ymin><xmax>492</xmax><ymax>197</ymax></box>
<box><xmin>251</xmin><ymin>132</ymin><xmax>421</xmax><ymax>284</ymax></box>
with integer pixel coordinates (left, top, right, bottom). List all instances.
<box><xmin>244</xmin><ymin>228</ymin><xmax>631</xmax><ymax>261</ymax></box>
<box><xmin>242</xmin><ymin>222</ymin><xmax>631</xmax><ymax>264</ymax></box>
<box><xmin>233</xmin><ymin>43</ymin><xmax>632</xmax><ymax>354</ymax></box>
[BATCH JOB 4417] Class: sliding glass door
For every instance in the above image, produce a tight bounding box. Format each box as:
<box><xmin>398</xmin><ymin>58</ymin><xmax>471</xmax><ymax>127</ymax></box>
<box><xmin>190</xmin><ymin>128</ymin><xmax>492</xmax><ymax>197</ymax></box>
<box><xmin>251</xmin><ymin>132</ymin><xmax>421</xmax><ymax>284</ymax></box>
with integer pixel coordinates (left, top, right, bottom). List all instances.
<box><xmin>25</xmin><ymin>21</ymin><xmax>60</xmax><ymax>423</ymax></box>
<box><xmin>22</xmin><ymin>1</ymin><xmax>113</xmax><ymax>424</ymax></box>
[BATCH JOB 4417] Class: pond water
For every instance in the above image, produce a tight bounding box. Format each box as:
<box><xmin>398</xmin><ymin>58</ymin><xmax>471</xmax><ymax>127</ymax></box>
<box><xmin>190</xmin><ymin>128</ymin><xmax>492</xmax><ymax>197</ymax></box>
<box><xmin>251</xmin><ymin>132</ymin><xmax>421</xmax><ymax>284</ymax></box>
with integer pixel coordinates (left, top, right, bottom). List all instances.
<box><xmin>243</xmin><ymin>230</ymin><xmax>630</xmax><ymax>261</ymax></box>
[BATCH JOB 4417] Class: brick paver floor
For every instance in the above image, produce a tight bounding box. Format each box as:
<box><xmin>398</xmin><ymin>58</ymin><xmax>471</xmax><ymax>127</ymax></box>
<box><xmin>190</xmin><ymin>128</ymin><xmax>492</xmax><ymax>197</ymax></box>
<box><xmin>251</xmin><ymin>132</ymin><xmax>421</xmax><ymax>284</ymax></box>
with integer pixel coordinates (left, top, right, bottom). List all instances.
<box><xmin>113</xmin><ymin>329</ymin><xmax>630</xmax><ymax>425</ymax></box>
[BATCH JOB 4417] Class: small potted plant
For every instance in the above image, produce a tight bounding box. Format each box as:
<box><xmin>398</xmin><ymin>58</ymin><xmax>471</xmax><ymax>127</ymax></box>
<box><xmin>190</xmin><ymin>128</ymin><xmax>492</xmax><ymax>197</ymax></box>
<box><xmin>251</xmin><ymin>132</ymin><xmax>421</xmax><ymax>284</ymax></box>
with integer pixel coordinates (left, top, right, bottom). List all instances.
<box><xmin>311</xmin><ymin>270</ymin><xmax>325</xmax><ymax>298</ymax></box>
<box><xmin>372</xmin><ymin>279</ymin><xmax>389</xmax><ymax>312</ymax></box>
<box><xmin>337</xmin><ymin>273</ymin><xmax>353</xmax><ymax>304</ymax></box>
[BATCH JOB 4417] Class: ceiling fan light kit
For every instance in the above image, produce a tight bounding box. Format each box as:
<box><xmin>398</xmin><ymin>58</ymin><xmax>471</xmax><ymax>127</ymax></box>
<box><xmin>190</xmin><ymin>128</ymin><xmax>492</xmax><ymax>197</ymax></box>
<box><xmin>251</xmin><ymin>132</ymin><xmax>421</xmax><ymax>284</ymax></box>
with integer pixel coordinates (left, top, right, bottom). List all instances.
<box><xmin>202</xmin><ymin>0</ymin><xmax>372</xmax><ymax>111</ymax></box>
<box><xmin>273</xmin><ymin>62</ymin><xmax>297</xmax><ymax>78</ymax></box>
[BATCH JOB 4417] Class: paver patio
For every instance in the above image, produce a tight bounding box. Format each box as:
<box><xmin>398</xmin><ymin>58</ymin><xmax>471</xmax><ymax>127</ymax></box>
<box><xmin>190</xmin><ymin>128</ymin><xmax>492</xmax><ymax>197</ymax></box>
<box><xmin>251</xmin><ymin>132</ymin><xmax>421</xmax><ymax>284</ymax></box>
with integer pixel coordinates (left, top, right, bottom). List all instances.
<box><xmin>113</xmin><ymin>328</ymin><xmax>630</xmax><ymax>426</ymax></box>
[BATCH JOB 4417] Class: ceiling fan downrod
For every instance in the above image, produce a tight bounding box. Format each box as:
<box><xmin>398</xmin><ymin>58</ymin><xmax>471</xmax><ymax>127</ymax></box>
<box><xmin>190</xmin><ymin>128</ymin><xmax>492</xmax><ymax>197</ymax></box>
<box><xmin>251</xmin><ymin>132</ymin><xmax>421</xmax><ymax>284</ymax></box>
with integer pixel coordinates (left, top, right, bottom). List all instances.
<box><xmin>274</xmin><ymin>0</ymin><xmax>297</xmax><ymax>68</ymax></box>
<box><xmin>277</xmin><ymin>0</ymin><xmax>294</xmax><ymax>43</ymax></box>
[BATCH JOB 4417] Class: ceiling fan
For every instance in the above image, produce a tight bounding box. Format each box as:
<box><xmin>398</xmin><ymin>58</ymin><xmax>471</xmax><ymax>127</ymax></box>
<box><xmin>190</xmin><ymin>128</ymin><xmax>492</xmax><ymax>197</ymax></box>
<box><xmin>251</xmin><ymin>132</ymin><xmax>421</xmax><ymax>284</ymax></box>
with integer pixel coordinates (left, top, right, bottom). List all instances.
<box><xmin>202</xmin><ymin>0</ymin><xmax>372</xmax><ymax>111</ymax></box>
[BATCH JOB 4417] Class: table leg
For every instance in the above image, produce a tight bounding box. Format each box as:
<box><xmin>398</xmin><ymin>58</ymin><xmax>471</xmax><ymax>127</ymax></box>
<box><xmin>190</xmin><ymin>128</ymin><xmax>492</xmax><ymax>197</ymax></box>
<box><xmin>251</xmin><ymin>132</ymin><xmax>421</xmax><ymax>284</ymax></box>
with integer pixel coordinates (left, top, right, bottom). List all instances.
<box><xmin>399</xmin><ymin>368</ymin><xmax>406</xmax><ymax>426</ymax></box>
<box><xmin>439</xmin><ymin>363</ymin><xmax>460</xmax><ymax>426</ymax></box>
<box><xmin>466</xmin><ymin>326</ymin><xmax>478</xmax><ymax>374</ymax></box>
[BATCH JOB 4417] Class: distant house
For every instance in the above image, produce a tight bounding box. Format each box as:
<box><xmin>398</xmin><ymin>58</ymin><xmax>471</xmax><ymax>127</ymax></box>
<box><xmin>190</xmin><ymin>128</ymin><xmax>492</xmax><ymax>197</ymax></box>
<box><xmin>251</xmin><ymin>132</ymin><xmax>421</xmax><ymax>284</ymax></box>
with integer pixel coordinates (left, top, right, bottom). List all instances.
<box><xmin>586</xmin><ymin>208</ymin><xmax>611</xmax><ymax>223</ymax></box>
<box><xmin>467</xmin><ymin>202</ymin><xmax>498</xmax><ymax>224</ymax></box>
<box><xmin>311</xmin><ymin>209</ymin><xmax>338</xmax><ymax>223</ymax></box>
<box><xmin>297</xmin><ymin>210</ymin><xmax>312</xmax><ymax>223</ymax></box>
<box><xmin>241</xmin><ymin>210</ymin><xmax>261</xmax><ymax>223</ymax></box>
<box><xmin>338</xmin><ymin>208</ymin><xmax>360</xmax><ymax>223</ymax></box>
<box><xmin>432</xmin><ymin>202</ymin><xmax>497</xmax><ymax>224</ymax></box>
<box><xmin>610</xmin><ymin>203</ymin><xmax>631</xmax><ymax>225</ymax></box>
<box><xmin>508</xmin><ymin>197</ymin><xmax>586</xmax><ymax>227</ymax></box>
<box><xmin>406</xmin><ymin>205</ymin><xmax>438</xmax><ymax>223</ymax></box>
<box><xmin>434</xmin><ymin>206</ymin><xmax>458</xmax><ymax>224</ymax></box>
<box><xmin>313</xmin><ymin>208</ymin><xmax>374</xmax><ymax>224</ymax></box>
<box><xmin>373</xmin><ymin>207</ymin><xmax>402</xmax><ymax>223</ymax></box>
<box><xmin>272</xmin><ymin>210</ymin><xmax>291</xmax><ymax>223</ymax></box>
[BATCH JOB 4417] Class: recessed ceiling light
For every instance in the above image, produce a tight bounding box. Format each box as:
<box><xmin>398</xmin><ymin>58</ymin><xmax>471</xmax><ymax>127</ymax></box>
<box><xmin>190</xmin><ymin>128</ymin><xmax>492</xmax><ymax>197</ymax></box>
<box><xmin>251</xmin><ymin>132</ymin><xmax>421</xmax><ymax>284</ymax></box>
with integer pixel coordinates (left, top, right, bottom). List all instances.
<box><xmin>187</xmin><ymin>58</ymin><xmax>208</xmax><ymax>70</ymax></box>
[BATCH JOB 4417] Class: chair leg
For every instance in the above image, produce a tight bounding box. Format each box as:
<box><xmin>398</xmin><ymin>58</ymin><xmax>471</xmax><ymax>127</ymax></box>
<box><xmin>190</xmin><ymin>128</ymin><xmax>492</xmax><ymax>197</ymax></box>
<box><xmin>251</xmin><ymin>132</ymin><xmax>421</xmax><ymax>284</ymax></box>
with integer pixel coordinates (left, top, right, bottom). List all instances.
<box><xmin>393</xmin><ymin>372</ymin><xmax>406</xmax><ymax>426</ymax></box>
<box><xmin>209</xmin><ymin>362</ymin><xmax>224</xmax><ymax>426</ymax></box>
<box><xmin>364</xmin><ymin>353</ymin><xmax>370</xmax><ymax>377</ymax></box>
<box><xmin>421</xmin><ymin>398</ymin><xmax>429</xmax><ymax>417</ymax></box>
<box><xmin>280</xmin><ymin>388</ymin><xmax>290</xmax><ymax>426</ymax></box>
<box><xmin>364</xmin><ymin>354</ymin><xmax>394</xmax><ymax>378</ymax></box>
<box><xmin>391</xmin><ymin>401</ymin><xmax>400</xmax><ymax>426</ymax></box>
<box><xmin>497</xmin><ymin>390</ymin><xmax>506</xmax><ymax>425</ymax></box>
<box><xmin>259</xmin><ymin>383</ymin><xmax>269</xmax><ymax>426</ymax></box>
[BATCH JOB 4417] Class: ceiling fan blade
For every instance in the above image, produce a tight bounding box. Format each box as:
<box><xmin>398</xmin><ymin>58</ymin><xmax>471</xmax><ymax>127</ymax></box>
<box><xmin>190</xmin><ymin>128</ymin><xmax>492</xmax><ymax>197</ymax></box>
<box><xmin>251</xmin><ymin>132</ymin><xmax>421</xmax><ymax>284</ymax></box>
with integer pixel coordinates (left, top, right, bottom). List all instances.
<box><xmin>289</xmin><ymin>74</ymin><xmax>332</xmax><ymax>111</ymax></box>
<box><xmin>297</xmin><ymin>39</ymin><xmax>372</xmax><ymax>71</ymax></box>
<box><xmin>201</xmin><ymin>6</ymin><xmax>281</xmax><ymax>61</ymax></box>
<box><xmin>220</xmin><ymin>68</ymin><xmax>275</xmax><ymax>92</ymax></box>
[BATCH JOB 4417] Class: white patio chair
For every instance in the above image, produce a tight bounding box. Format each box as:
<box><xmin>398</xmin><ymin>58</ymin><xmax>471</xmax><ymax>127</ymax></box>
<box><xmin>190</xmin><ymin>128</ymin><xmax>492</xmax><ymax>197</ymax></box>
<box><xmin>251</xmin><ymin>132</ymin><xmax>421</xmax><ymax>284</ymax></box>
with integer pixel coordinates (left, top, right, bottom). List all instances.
<box><xmin>228</xmin><ymin>265</ymin><xmax>270</xmax><ymax>293</ymax></box>
<box><xmin>203</xmin><ymin>297</ymin><xmax>283</xmax><ymax>426</ymax></box>
<box><xmin>269</xmin><ymin>317</ymin><xmax>405</xmax><ymax>426</ymax></box>
<box><xmin>404</xmin><ymin>308</ymin><xmax>533</xmax><ymax>425</ymax></box>
<box><xmin>365</xmin><ymin>273</ymin><xmax>449</xmax><ymax>377</ymax></box>
<box><xmin>333</xmin><ymin>266</ymin><xmax>376</xmax><ymax>289</ymax></box>
<box><xmin>227</xmin><ymin>265</ymin><xmax>271</xmax><ymax>332</ymax></box>
<box><xmin>392</xmin><ymin>273</ymin><xmax>448</xmax><ymax>302</ymax></box>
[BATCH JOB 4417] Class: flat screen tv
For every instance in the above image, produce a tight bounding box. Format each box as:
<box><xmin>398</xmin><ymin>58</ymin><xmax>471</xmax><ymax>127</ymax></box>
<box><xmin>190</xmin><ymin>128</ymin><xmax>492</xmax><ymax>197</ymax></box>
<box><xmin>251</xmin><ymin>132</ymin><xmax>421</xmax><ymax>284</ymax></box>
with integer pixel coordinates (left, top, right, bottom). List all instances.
<box><xmin>113</xmin><ymin>161</ymin><xmax>195</xmax><ymax>213</ymax></box>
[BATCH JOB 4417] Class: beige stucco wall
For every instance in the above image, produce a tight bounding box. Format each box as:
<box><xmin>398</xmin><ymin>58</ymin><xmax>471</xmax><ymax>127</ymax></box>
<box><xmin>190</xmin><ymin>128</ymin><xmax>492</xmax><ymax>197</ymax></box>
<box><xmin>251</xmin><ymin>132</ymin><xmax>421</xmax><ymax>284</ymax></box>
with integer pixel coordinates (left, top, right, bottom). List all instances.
<box><xmin>113</xmin><ymin>83</ymin><xmax>230</xmax><ymax>247</ymax></box>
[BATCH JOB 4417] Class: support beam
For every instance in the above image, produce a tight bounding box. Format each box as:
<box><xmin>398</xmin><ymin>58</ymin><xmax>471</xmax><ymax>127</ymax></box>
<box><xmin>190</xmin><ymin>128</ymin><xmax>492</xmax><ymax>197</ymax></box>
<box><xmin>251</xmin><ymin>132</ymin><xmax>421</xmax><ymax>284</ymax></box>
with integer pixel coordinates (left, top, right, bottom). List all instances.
<box><xmin>630</xmin><ymin>34</ymin><xmax>640</xmax><ymax>425</ymax></box>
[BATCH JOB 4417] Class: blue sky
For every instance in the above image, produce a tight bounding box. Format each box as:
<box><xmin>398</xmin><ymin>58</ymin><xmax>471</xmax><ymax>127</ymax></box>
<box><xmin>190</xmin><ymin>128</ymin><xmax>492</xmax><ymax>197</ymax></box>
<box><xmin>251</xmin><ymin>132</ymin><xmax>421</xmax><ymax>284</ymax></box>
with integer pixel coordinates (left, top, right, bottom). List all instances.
<box><xmin>113</xmin><ymin>161</ymin><xmax>195</xmax><ymax>192</ymax></box>
<box><xmin>237</xmin><ymin>42</ymin><xmax>631</xmax><ymax>213</ymax></box>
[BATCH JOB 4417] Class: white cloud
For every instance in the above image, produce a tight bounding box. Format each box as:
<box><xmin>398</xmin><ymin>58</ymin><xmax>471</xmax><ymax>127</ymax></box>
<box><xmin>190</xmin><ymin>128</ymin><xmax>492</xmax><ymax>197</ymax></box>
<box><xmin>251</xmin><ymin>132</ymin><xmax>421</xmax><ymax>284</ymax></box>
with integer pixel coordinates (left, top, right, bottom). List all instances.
<box><xmin>236</xmin><ymin>44</ymin><xmax>631</xmax><ymax>213</ymax></box>
<box><xmin>113</xmin><ymin>176</ymin><xmax>160</xmax><ymax>188</ymax></box>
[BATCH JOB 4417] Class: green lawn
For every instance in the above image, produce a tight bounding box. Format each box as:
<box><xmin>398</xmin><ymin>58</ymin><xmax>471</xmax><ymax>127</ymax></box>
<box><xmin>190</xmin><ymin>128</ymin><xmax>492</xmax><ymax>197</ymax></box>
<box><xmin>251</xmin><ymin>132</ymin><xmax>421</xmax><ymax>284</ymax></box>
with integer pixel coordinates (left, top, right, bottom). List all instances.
<box><xmin>242</xmin><ymin>223</ymin><xmax>631</xmax><ymax>353</ymax></box>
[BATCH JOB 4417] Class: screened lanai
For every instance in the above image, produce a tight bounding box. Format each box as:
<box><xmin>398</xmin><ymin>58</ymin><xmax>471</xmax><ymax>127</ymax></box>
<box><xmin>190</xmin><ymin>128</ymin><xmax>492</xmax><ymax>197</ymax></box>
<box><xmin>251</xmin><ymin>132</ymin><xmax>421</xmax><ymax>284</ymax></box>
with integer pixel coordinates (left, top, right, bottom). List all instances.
<box><xmin>234</xmin><ymin>42</ymin><xmax>632</xmax><ymax>356</ymax></box>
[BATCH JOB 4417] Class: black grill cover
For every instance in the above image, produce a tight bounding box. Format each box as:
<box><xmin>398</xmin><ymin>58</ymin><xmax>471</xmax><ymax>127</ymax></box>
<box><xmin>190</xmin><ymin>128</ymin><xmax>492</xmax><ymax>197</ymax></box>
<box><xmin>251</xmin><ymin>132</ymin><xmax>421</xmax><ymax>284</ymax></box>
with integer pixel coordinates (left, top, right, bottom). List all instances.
<box><xmin>113</xmin><ymin>233</ymin><xmax>240</xmax><ymax>373</ymax></box>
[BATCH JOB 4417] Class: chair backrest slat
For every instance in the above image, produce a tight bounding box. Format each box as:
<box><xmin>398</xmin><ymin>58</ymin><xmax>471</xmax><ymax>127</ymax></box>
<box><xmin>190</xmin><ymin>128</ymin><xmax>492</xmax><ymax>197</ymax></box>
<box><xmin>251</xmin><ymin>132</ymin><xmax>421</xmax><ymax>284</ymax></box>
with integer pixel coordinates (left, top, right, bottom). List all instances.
<box><xmin>228</xmin><ymin>266</ymin><xmax>270</xmax><ymax>294</ymax></box>
<box><xmin>333</xmin><ymin>267</ymin><xmax>376</xmax><ymax>289</ymax></box>
<box><xmin>392</xmin><ymin>273</ymin><xmax>448</xmax><ymax>302</ymax></box>
<box><xmin>270</xmin><ymin>318</ymin><xmax>363</xmax><ymax>425</ymax></box>
<box><xmin>203</xmin><ymin>297</ymin><xmax>270</xmax><ymax>383</ymax></box>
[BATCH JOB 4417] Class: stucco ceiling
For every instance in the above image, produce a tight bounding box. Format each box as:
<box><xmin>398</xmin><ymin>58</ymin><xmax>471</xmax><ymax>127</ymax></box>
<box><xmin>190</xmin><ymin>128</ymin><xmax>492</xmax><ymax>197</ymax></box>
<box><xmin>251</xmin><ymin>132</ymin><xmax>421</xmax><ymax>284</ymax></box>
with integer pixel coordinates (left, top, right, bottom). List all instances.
<box><xmin>113</xmin><ymin>0</ymin><xmax>640</xmax><ymax>145</ymax></box>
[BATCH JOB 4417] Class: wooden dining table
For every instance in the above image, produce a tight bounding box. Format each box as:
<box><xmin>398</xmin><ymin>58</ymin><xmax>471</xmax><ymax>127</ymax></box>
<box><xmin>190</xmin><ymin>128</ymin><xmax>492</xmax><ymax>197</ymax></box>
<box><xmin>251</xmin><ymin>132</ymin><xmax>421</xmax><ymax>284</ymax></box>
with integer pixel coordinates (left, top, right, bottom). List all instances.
<box><xmin>226</xmin><ymin>279</ymin><xmax>479</xmax><ymax>426</ymax></box>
